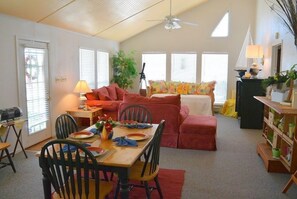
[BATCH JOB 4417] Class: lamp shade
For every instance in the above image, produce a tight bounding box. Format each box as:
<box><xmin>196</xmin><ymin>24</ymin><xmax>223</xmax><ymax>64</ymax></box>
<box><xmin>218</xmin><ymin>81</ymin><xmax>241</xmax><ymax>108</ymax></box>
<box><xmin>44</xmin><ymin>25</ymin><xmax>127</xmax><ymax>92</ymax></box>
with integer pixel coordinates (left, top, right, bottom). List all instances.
<box><xmin>73</xmin><ymin>80</ymin><xmax>92</xmax><ymax>93</ymax></box>
<box><xmin>245</xmin><ymin>45</ymin><xmax>263</xmax><ymax>58</ymax></box>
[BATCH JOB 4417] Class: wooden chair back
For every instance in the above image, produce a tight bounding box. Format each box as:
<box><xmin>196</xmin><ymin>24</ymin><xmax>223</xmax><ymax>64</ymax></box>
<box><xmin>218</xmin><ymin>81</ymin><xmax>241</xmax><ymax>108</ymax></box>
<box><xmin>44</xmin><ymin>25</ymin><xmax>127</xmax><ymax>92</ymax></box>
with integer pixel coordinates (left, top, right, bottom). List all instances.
<box><xmin>141</xmin><ymin>120</ymin><xmax>165</xmax><ymax>177</ymax></box>
<box><xmin>55</xmin><ymin>114</ymin><xmax>78</xmax><ymax>139</ymax></box>
<box><xmin>39</xmin><ymin>139</ymin><xmax>100</xmax><ymax>199</ymax></box>
<box><xmin>119</xmin><ymin>105</ymin><xmax>153</xmax><ymax>124</ymax></box>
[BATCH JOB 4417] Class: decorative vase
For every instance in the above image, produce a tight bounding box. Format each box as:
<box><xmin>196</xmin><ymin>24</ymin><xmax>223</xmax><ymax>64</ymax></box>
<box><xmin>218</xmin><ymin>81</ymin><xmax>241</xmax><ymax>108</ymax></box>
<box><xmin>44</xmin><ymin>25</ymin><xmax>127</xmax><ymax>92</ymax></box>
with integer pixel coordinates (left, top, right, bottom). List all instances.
<box><xmin>101</xmin><ymin>126</ymin><xmax>108</xmax><ymax>140</ymax></box>
<box><xmin>101</xmin><ymin>126</ymin><xmax>113</xmax><ymax>140</ymax></box>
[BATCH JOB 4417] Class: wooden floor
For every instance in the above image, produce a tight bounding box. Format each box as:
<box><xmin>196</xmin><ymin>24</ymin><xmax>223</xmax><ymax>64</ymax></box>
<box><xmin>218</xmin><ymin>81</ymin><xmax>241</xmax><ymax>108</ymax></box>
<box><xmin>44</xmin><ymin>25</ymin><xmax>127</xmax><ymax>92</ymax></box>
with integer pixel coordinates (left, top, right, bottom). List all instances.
<box><xmin>26</xmin><ymin>138</ymin><xmax>54</xmax><ymax>152</ymax></box>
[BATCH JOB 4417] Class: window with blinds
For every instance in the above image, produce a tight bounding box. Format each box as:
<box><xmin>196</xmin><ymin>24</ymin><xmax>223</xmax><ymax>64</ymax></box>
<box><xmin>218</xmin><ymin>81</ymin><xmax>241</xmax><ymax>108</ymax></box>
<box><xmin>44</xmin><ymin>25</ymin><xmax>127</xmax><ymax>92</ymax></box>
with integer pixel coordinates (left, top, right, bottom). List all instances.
<box><xmin>79</xmin><ymin>48</ymin><xmax>109</xmax><ymax>88</ymax></box>
<box><xmin>24</xmin><ymin>47</ymin><xmax>49</xmax><ymax>134</ymax></box>
<box><xmin>202</xmin><ymin>53</ymin><xmax>228</xmax><ymax>104</ymax></box>
<box><xmin>171</xmin><ymin>53</ymin><xmax>197</xmax><ymax>83</ymax></box>
<box><xmin>142</xmin><ymin>53</ymin><xmax>166</xmax><ymax>81</ymax></box>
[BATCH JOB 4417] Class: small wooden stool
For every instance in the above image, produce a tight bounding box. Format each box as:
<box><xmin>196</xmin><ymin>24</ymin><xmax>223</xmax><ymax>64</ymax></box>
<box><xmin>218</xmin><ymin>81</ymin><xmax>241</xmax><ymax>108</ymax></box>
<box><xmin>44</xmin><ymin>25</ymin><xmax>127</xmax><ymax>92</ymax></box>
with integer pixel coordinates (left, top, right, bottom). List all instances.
<box><xmin>0</xmin><ymin>143</ymin><xmax>16</xmax><ymax>173</ymax></box>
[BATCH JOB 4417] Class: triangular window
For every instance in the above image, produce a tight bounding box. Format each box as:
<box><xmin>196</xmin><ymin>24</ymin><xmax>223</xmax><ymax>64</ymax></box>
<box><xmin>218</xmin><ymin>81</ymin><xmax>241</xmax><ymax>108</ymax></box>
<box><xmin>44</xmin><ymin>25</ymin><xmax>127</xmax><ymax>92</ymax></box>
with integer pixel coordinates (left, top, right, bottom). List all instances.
<box><xmin>211</xmin><ymin>12</ymin><xmax>229</xmax><ymax>37</ymax></box>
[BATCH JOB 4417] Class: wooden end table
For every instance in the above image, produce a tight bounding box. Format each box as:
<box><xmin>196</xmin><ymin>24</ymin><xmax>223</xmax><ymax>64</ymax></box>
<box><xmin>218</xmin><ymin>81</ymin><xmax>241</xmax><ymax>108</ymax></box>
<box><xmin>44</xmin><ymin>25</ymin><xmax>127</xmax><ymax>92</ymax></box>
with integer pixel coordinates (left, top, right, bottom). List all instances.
<box><xmin>66</xmin><ymin>107</ymin><xmax>102</xmax><ymax>127</ymax></box>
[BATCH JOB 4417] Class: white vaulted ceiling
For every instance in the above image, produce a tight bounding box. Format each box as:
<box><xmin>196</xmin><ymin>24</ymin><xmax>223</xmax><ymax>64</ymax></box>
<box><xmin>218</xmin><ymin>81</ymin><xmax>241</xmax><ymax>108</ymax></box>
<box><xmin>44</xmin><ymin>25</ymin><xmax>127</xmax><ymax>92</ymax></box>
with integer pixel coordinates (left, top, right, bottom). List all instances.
<box><xmin>0</xmin><ymin>0</ymin><xmax>207</xmax><ymax>42</ymax></box>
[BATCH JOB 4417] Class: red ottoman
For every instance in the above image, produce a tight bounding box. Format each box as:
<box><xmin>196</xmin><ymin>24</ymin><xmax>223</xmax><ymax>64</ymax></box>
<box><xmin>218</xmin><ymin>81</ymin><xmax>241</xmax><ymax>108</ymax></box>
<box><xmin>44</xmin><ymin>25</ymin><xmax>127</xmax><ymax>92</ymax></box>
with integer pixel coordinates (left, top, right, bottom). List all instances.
<box><xmin>179</xmin><ymin>115</ymin><xmax>217</xmax><ymax>150</ymax></box>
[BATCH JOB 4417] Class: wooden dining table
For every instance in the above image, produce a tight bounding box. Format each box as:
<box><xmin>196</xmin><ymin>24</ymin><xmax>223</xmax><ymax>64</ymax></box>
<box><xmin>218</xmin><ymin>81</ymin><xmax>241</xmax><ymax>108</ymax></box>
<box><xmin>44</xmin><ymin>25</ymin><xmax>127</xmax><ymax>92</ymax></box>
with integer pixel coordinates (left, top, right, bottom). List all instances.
<box><xmin>37</xmin><ymin>123</ymin><xmax>158</xmax><ymax>199</ymax></box>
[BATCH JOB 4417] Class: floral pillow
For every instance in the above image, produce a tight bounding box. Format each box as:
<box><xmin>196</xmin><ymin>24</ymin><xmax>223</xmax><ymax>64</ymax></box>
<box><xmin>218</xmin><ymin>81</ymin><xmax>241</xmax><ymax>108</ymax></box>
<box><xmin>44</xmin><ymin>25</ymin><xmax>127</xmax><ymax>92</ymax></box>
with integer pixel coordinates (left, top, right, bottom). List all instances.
<box><xmin>148</xmin><ymin>80</ymin><xmax>168</xmax><ymax>94</ymax></box>
<box><xmin>195</xmin><ymin>81</ymin><xmax>216</xmax><ymax>95</ymax></box>
<box><xmin>176</xmin><ymin>83</ymin><xmax>189</xmax><ymax>95</ymax></box>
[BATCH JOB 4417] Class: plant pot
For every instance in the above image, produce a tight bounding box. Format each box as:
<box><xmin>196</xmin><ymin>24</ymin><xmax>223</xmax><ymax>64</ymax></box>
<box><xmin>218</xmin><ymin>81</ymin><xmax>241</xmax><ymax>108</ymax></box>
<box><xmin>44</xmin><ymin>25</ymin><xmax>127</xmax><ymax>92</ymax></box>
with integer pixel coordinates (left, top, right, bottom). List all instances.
<box><xmin>272</xmin><ymin>148</ymin><xmax>281</xmax><ymax>159</ymax></box>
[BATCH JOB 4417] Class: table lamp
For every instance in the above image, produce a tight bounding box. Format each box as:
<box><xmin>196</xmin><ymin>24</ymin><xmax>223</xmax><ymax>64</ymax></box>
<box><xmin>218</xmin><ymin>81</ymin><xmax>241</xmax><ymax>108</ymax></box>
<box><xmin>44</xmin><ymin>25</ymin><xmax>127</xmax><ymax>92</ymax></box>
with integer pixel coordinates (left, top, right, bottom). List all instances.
<box><xmin>73</xmin><ymin>80</ymin><xmax>92</xmax><ymax>109</ymax></box>
<box><xmin>245</xmin><ymin>45</ymin><xmax>264</xmax><ymax>78</ymax></box>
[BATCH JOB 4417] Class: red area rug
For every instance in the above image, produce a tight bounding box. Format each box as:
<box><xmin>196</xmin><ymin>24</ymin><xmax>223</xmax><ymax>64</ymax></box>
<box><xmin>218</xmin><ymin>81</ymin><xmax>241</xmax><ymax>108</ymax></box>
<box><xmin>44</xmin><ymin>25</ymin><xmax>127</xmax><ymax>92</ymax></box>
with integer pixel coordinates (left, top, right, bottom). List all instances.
<box><xmin>111</xmin><ymin>168</ymin><xmax>185</xmax><ymax>199</ymax></box>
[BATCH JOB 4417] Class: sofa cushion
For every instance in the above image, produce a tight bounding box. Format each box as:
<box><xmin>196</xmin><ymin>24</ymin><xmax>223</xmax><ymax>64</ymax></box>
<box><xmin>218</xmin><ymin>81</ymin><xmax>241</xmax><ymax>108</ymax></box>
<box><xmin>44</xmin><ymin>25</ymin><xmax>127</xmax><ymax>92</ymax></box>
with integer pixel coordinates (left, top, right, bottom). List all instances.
<box><xmin>116</xmin><ymin>87</ymin><xmax>128</xmax><ymax>100</ymax></box>
<box><xmin>85</xmin><ymin>92</ymin><xmax>98</xmax><ymax>100</ymax></box>
<box><xmin>148</xmin><ymin>80</ymin><xmax>168</xmax><ymax>94</ymax></box>
<box><xmin>123</xmin><ymin>93</ymin><xmax>181</xmax><ymax>108</ymax></box>
<box><xmin>195</xmin><ymin>81</ymin><xmax>216</xmax><ymax>95</ymax></box>
<box><xmin>94</xmin><ymin>87</ymin><xmax>112</xmax><ymax>100</ymax></box>
<box><xmin>106</xmin><ymin>84</ymin><xmax>118</xmax><ymax>100</ymax></box>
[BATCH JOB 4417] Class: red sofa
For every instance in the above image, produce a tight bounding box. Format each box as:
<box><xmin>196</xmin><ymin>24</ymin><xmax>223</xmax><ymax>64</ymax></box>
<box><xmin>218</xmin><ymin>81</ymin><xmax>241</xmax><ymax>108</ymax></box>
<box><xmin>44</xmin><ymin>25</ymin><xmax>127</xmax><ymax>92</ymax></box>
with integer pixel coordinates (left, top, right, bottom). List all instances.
<box><xmin>119</xmin><ymin>93</ymin><xmax>189</xmax><ymax>148</ymax></box>
<box><xmin>85</xmin><ymin>83</ymin><xmax>128</xmax><ymax>120</ymax></box>
<box><xmin>119</xmin><ymin>93</ymin><xmax>217</xmax><ymax>150</ymax></box>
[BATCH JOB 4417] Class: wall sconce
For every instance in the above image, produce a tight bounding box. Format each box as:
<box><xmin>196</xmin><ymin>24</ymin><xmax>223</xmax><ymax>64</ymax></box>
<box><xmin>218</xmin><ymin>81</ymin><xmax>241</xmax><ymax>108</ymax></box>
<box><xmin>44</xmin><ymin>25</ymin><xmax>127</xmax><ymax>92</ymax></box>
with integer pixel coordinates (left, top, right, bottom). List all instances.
<box><xmin>73</xmin><ymin>80</ymin><xmax>92</xmax><ymax>109</ymax></box>
<box><xmin>246</xmin><ymin>45</ymin><xmax>264</xmax><ymax>78</ymax></box>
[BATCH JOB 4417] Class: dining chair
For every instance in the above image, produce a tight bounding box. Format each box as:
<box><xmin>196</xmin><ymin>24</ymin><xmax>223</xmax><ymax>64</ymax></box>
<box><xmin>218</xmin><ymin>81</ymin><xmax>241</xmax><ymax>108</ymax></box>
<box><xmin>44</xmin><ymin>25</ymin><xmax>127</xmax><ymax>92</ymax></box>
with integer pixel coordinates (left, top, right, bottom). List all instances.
<box><xmin>119</xmin><ymin>105</ymin><xmax>153</xmax><ymax>124</ymax></box>
<box><xmin>114</xmin><ymin>120</ymin><xmax>166</xmax><ymax>199</ymax></box>
<box><xmin>0</xmin><ymin>142</ymin><xmax>16</xmax><ymax>173</ymax></box>
<box><xmin>55</xmin><ymin>113</ymin><xmax>78</xmax><ymax>139</ymax></box>
<box><xmin>39</xmin><ymin>139</ymin><xmax>113</xmax><ymax>199</ymax></box>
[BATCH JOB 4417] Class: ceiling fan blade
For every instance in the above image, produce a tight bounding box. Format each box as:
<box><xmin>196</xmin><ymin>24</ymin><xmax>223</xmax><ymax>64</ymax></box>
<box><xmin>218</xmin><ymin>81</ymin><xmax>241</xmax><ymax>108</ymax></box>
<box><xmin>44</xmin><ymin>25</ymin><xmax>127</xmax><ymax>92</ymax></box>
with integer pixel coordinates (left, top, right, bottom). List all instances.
<box><xmin>146</xmin><ymin>19</ymin><xmax>164</xmax><ymax>22</ymax></box>
<box><xmin>180</xmin><ymin>21</ymin><xmax>198</xmax><ymax>26</ymax></box>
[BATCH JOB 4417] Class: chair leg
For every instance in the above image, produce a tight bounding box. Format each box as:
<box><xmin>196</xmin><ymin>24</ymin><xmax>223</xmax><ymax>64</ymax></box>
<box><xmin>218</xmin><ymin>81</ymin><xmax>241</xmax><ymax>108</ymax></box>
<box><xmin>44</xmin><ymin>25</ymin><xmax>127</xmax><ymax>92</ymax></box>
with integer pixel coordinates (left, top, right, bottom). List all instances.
<box><xmin>154</xmin><ymin>176</ymin><xmax>163</xmax><ymax>198</ymax></box>
<box><xmin>144</xmin><ymin>181</ymin><xmax>151</xmax><ymax>199</ymax></box>
<box><xmin>114</xmin><ymin>180</ymin><xmax>121</xmax><ymax>199</ymax></box>
<box><xmin>282</xmin><ymin>172</ymin><xmax>297</xmax><ymax>193</ymax></box>
<box><xmin>5</xmin><ymin>148</ymin><xmax>16</xmax><ymax>173</ymax></box>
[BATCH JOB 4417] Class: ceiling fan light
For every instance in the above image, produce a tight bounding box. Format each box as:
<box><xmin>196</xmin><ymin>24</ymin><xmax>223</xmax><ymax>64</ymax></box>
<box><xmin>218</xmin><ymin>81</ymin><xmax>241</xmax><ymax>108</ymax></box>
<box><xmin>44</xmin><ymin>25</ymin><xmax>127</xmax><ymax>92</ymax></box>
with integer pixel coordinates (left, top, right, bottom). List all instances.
<box><xmin>165</xmin><ymin>23</ymin><xmax>172</xmax><ymax>30</ymax></box>
<box><xmin>172</xmin><ymin>21</ymin><xmax>181</xmax><ymax>29</ymax></box>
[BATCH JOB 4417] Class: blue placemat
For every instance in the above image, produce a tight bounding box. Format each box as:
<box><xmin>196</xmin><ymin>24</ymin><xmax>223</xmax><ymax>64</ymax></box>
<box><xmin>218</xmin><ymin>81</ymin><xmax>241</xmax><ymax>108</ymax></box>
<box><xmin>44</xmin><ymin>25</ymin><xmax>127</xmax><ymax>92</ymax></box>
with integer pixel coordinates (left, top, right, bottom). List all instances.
<box><xmin>112</xmin><ymin>137</ymin><xmax>138</xmax><ymax>147</ymax></box>
<box><xmin>62</xmin><ymin>143</ymin><xmax>91</xmax><ymax>152</ymax></box>
<box><xmin>125</xmin><ymin>123</ymin><xmax>153</xmax><ymax>129</ymax></box>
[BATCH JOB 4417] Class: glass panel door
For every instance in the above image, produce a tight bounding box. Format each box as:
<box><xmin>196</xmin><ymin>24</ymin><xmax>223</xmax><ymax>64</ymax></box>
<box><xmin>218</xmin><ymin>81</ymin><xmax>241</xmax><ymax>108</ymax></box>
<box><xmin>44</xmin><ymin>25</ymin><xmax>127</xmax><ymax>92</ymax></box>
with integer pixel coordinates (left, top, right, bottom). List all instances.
<box><xmin>18</xmin><ymin>40</ymin><xmax>51</xmax><ymax>147</ymax></box>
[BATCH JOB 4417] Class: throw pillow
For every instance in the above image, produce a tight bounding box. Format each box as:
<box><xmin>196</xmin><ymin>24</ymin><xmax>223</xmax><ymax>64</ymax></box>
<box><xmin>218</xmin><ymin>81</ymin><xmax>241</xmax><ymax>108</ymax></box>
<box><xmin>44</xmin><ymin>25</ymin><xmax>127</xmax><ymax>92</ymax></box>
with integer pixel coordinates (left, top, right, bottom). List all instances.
<box><xmin>196</xmin><ymin>81</ymin><xmax>216</xmax><ymax>95</ymax></box>
<box><xmin>106</xmin><ymin>85</ymin><xmax>118</xmax><ymax>100</ymax></box>
<box><xmin>116</xmin><ymin>87</ymin><xmax>128</xmax><ymax>100</ymax></box>
<box><xmin>148</xmin><ymin>80</ymin><xmax>168</xmax><ymax>94</ymax></box>
<box><xmin>85</xmin><ymin>92</ymin><xmax>98</xmax><ymax>100</ymax></box>
<box><xmin>94</xmin><ymin>87</ymin><xmax>111</xmax><ymax>100</ymax></box>
<box><xmin>176</xmin><ymin>83</ymin><xmax>189</xmax><ymax>95</ymax></box>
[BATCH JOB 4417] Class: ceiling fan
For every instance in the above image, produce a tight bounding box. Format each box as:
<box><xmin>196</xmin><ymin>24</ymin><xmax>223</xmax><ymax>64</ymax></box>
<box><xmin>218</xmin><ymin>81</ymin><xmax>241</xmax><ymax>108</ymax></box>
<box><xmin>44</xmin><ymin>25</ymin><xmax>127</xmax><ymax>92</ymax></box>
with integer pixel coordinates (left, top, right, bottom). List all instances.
<box><xmin>148</xmin><ymin>0</ymin><xmax>198</xmax><ymax>30</ymax></box>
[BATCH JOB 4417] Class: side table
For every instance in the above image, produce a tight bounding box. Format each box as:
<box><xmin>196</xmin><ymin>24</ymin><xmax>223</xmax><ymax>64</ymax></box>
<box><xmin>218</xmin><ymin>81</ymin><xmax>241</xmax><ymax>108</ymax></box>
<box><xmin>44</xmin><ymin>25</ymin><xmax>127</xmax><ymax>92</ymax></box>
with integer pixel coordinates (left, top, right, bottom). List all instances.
<box><xmin>66</xmin><ymin>107</ymin><xmax>102</xmax><ymax>127</ymax></box>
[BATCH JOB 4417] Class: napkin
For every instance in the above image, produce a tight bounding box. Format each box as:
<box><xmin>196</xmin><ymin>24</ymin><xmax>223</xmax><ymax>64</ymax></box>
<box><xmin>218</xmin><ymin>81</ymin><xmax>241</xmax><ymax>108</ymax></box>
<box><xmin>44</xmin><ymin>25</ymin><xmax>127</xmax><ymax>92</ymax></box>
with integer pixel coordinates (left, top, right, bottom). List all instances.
<box><xmin>125</xmin><ymin>123</ymin><xmax>153</xmax><ymax>129</ymax></box>
<box><xmin>62</xmin><ymin>143</ymin><xmax>91</xmax><ymax>152</ymax></box>
<box><xmin>112</xmin><ymin>137</ymin><xmax>138</xmax><ymax>147</ymax></box>
<box><xmin>89</xmin><ymin>128</ymin><xmax>100</xmax><ymax>135</ymax></box>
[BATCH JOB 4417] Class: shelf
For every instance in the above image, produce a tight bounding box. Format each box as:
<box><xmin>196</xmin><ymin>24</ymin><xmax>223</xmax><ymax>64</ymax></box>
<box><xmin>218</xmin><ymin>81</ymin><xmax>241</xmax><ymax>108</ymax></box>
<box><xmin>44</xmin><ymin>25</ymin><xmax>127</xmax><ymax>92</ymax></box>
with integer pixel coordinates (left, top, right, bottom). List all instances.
<box><xmin>255</xmin><ymin>97</ymin><xmax>297</xmax><ymax>173</ymax></box>
<box><xmin>257</xmin><ymin>143</ymin><xmax>288</xmax><ymax>173</ymax></box>
<box><xmin>254</xmin><ymin>96</ymin><xmax>297</xmax><ymax>115</ymax></box>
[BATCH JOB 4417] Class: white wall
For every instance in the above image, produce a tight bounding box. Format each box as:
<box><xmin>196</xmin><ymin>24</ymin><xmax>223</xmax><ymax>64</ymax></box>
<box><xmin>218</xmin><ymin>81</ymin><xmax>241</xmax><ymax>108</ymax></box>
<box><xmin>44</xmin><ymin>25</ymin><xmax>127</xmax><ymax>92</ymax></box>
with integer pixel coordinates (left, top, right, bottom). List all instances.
<box><xmin>255</xmin><ymin>0</ymin><xmax>297</xmax><ymax>76</ymax></box>
<box><xmin>120</xmin><ymin>0</ymin><xmax>257</xmax><ymax>96</ymax></box>
<box><xmin>0</xmin><ymin>13</ymin><xmax>119</xmax><ymax>145</ymax></box>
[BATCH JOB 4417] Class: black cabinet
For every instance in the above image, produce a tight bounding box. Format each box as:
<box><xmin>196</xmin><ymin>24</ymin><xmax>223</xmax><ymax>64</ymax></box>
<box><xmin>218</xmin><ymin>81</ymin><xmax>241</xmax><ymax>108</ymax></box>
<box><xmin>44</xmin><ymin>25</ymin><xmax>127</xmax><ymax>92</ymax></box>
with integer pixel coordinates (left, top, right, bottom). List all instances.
<box><xmin>235</xmin><ymin>78</ymin><xmax>265</xmax><ymax>129</ymax></box>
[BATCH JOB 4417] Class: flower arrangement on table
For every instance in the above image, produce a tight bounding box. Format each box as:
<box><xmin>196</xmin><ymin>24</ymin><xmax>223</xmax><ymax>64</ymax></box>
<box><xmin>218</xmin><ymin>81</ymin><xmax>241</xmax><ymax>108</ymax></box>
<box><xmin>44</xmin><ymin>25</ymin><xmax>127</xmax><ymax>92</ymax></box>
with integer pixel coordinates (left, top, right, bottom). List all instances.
<box><xmin>95</xmin><ymin>114</ymin><xmax>116</xmax><ymax>140</ymax></box>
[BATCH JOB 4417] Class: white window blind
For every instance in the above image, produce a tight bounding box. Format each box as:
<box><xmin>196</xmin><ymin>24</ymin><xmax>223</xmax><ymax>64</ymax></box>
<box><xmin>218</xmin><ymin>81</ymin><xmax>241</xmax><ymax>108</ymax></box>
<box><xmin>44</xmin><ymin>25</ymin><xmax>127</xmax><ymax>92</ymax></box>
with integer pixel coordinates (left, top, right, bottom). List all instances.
<box><xmin>142</xmin><ymin>53</ymin><xmax>166</xmax><ymax>81</ymax></box>
<box><xmin>171</xmin><ymin>53</ymin><xmax>197</xmax><ymax>82</ymax></box>
<box><xmin>202</xmin><ymin>53</ymin><xmax>228</xmax><ymax>104</ymax></box>
<box><xmin>97</xmin><ymin>51</ymin><xmax>109</xmax><ymax>88</ymax></box>
<box><xmin>79</xmin><ymin>49</ymin><xmax>95</xmax><ymax>88</ymax></box>
<box><xmin>24</xmin><ymin>47</ymin><xmax>49</xmax><ymax>134</ymax></box>
<box><xmin>79</xmin><ymin>48</ymin><xmax>109</xmax><ymax>88</ymax></box>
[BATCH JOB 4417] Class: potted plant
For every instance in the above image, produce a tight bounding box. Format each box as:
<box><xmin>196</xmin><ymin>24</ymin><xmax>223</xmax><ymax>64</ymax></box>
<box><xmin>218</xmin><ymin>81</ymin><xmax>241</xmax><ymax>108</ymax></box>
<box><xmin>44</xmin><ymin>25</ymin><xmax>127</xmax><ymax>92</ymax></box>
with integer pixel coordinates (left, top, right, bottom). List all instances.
<box><xmin>262</xmin><ymin>64</ymin><xmax>297</xmax><ymax>101</ymax></box>
<box><xmin>111</xmin><ymin>50</ymin><xmax>137</xmax><ymax>89</ymax></box>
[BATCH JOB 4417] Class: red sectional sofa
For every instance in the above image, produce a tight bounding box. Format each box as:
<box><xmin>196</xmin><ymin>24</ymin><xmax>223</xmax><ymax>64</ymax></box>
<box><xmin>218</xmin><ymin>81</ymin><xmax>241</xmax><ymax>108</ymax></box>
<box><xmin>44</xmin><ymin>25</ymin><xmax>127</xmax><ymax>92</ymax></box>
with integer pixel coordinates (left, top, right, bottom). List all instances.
<box><xmin>119</xmin><ymin>93</ymin><xmax>189</xmax><ymax>148</ymax></box>
<box><xmin>119</xmin><ymin>93</ymin><xmax>217</xmax><ymax>150</ymax></box>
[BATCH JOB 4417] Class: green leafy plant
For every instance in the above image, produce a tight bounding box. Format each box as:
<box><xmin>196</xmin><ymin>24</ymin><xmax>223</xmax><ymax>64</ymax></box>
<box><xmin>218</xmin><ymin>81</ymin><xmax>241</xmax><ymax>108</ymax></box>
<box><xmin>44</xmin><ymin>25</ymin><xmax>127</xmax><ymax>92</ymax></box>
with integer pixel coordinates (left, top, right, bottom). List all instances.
<box><xmin>111</xmin><ymin>50</ymin><xmax>137</xmax><ymax>89</ymax></box>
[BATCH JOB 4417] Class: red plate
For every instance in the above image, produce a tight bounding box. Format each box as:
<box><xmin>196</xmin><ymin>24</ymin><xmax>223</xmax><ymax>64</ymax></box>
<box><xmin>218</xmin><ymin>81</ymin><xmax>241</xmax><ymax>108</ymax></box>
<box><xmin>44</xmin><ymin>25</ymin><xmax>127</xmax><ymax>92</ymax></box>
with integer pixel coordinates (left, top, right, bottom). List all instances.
<box><xmin>70</xmin><ymin>131</ymin><xmax>94</xmax><ymax>139</ymax></box>
<box><xmin>80</xmin><ymin>147</ymin><xmax>107</xmax><ymax>157</ymax></box>
<box><xmin>126</xmin><ymin>133</ymin><xmax>149</xmax><ymax>141</ymax></box>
